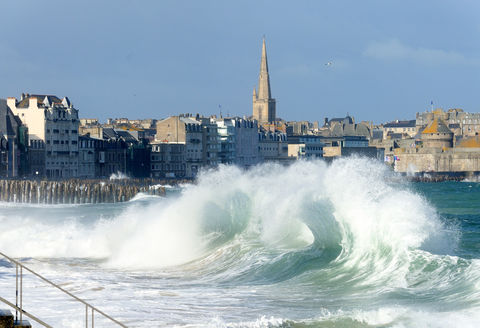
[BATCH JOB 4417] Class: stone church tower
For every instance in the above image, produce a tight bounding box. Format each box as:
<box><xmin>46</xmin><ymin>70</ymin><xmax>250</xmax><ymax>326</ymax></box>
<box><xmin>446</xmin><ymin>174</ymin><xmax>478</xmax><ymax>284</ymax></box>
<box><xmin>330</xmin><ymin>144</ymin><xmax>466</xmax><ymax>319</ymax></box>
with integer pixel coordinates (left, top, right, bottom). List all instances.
<box><xmin>253</xmin><ymin>38</ymin><xmax>276</xmax><ymax>124</ymax></box>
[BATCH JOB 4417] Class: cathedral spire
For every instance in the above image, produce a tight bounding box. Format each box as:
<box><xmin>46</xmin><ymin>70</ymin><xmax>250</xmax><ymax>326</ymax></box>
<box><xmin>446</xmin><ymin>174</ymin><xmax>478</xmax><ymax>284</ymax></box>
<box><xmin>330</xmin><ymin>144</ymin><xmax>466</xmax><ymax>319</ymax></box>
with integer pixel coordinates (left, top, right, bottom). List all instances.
<box><xmin>257</xmin><ymin>37</ymin><xmax>271</xmax><ymax>100</ymax></box>
<box><xmin>252</xmin><ymin>37</ymin><xmax>276</xmax><ymax>124</ymax></box>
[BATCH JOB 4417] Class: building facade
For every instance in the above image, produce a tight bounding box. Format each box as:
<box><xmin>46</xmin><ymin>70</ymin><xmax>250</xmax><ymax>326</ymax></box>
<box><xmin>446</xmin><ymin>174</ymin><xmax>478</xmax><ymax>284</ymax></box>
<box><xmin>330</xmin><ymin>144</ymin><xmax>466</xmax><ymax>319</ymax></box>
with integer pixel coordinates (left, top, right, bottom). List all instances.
<box><xmin>150</xmin><ymin>142</ymin><xmax>186</xmax><ymax>178</ymax></box>
<box><xmin>0</xmin><ymin>99</ymin><xmax>28</xmax><ymax>177</ymax></box>
<box><xmin>287</xmin><ymin>135</ymin><xmax>324</xmax><ymax>159</ymax></box>
<box><xmin>258</xmin><ymin>131</ymin><xmax>290</xmax><ymax>163</ymax></box>
<box><xmin>156</xmin><ymin>115</ymin><xmax>203</xmax><ymax>178</ymax></box>
<box><xmin>7</xmin><ymin>94</ymin><xmax>79</xmax><ymax>178</ymax></box>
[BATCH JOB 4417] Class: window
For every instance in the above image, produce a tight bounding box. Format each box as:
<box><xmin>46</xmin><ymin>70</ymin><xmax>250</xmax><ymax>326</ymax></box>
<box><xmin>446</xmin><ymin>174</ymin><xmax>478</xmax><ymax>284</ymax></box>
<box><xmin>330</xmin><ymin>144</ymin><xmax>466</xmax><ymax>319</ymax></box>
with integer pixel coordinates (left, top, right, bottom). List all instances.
<box><xmin>53</xmin><ymin>129</ymin><xmax>59</xmax><ymax>133</ymax></box>
<box><xmin>71</xmin><ymin>141</ymin><xmax>77</xmax><ymax>145</ymax></box>
<box><xmin>53</xmin><ymin>140</ymin><xmax>59</xmax><ymax>144</ymax></box>
<box><xmin>72</xmin><ymin>130</ymin><xmax>78</xmax><ymax>134</ymax></box>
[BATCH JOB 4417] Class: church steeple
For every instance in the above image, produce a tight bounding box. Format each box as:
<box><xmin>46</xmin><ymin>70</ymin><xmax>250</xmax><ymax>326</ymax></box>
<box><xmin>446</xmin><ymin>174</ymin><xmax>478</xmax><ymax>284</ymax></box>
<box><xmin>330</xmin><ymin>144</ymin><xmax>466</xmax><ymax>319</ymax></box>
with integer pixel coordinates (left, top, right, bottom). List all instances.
<box><xmin>257</xmin><ymin>38</ymin><xmax>271</xmax><ymax>100</ymax></box>
<box><xmin>252</xmin><ymin>37</ymin><xmax>276</xmax><ymax>124</ymax></box>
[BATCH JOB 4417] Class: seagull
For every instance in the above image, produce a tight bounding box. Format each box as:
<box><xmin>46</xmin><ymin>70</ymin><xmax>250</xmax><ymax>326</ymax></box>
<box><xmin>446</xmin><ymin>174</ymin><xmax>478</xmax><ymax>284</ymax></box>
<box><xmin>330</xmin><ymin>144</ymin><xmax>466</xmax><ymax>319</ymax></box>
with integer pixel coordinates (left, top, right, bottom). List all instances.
<box><xmin>325</xmin><ymin>61</ymin><xmax>333</xmax><ymax>66</ymax></box>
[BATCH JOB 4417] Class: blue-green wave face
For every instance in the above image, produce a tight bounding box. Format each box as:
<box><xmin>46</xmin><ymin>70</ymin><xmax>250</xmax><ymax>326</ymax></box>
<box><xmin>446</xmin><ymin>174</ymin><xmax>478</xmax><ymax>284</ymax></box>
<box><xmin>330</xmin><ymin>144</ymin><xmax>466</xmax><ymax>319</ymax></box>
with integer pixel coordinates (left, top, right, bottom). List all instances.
<box><xmin>0</xmin><ymin>158</ymin><xmax>479</xmax><ymax>327</ymax></box>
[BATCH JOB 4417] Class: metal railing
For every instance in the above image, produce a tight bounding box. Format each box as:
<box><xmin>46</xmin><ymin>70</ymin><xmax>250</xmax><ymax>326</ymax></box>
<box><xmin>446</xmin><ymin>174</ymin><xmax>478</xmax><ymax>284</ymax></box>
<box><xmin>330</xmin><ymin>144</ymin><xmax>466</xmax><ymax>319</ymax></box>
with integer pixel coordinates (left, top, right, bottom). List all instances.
<box><xmin>0</xmin><ymin>251</ymin><xmax>127</xmax><ymax>327</ymax></box>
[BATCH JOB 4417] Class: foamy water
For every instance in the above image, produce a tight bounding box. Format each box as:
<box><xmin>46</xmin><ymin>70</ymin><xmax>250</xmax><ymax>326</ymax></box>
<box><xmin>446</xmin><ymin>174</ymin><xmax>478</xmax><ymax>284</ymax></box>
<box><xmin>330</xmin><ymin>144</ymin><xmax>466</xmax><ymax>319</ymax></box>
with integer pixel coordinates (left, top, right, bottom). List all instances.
<box><xmin>0</xmin><ymin>158</ymin><xmax>479</xmax><ymax>327</ymax></box>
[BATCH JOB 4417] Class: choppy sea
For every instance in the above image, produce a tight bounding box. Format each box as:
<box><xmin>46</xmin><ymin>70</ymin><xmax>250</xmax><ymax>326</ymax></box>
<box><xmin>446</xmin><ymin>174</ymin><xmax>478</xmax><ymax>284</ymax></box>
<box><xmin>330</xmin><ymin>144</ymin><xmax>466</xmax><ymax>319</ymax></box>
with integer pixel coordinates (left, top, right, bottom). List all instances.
<box><xmin>0</xmin><ymin>158</ymin><xmax>479</xmax><ymax>327</ymax></box>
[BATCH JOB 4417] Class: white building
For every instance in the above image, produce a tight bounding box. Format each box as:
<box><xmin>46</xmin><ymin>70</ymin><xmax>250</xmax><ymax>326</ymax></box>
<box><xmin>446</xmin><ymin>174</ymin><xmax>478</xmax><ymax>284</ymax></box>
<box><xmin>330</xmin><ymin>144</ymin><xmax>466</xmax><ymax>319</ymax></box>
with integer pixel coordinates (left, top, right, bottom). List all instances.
<box><xmin>215</xmin><ymin>118</ymin><xmax>260</xmax><ymax>168</ymax></box>
<box><xmin>287</xmin><ymin>135</ymin><xmax>324</xmax><ymax>159</ymax></box>
<box><xmin>7</xmin><ymin>94</ymin><xmax>80</xmax><ymax>178</ymax></box>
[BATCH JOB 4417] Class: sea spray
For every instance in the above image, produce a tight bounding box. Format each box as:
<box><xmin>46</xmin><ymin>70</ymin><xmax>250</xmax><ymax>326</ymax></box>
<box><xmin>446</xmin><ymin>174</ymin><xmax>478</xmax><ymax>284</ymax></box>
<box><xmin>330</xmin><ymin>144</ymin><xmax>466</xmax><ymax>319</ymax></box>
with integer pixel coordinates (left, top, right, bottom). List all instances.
<box><xmin>0</xmin><ymin>159</ymin><xmax>480</xmax><ymax>327</ymax></box>
<box><xmin>0</xmin><ymin>159</ymin><xmax>450</xmax><ymax>269</ymax></box>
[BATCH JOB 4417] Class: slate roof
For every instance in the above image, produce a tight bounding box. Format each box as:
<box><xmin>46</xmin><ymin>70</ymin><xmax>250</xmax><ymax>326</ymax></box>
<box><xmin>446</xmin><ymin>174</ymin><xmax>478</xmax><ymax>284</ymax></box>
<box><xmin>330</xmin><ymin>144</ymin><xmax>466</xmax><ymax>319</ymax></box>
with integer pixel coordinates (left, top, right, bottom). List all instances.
<box><xmin>422</xmin><ymin>118</ymin><xmax>452</xmax><ymax>134</ymax></box>
<box><xmin>115</xmin><ymin>130</ymin><xmax>137</xmax><ymax>142</ymax></box>
<box><xmin>102</xmin><ymin>128</ymin><xmax>118</xmax><ymax>140</ymax></box>
<box><xmin>16</xmin><ymin>94</ymin><xmax>62</xmax><ymax>108</ymax></box>
<box><xmin>330</xmin><ymin>123</ymin><xmax>371</xmax><ymax>138</ymax></box>
<box><xmin>384</xmin><ymin>120</ymin><xmax>416</xmax><ymax>128</ymax></box>
<box><xmin>0</xmin><ymin>99</ymin><xmax>21</xmax><ymax>137</ymax></box>
<box><xmin>329</xmin><ymin>116</ymin><xmax>353</xmax><ymax>125</ymax></box>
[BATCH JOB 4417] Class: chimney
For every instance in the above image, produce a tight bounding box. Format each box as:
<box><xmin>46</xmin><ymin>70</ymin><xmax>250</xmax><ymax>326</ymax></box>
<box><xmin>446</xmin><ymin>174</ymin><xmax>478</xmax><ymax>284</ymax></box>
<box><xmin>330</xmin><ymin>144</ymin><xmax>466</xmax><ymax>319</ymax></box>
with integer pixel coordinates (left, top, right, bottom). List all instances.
<box><xmin>324</xmin><ymin>117</ymin><xmax>328</xmax><ymax>126</ymax></box>
<box><xmin>29</xmin><ymin>97</ymin><xmax>38</xmax><ymax>108</ymax></box>
<box><xmin>7</xmin><ymin>97</ymin><xmax>16</xmax><ymax>109</ymax></box>
<box><xmin>21</xmin><ymin>93</ymin><xmax>25</xmax><ymax>100</ymax></box>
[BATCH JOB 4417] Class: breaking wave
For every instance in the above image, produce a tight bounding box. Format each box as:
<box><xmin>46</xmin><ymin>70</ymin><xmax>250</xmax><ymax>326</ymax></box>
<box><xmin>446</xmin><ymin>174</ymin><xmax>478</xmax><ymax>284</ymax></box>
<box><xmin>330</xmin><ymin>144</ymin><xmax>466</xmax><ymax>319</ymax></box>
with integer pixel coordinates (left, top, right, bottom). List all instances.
<box><xmin>1</xmin><ymin>158</ymin><xmax>480</xmax><ymax>327</ymax></box>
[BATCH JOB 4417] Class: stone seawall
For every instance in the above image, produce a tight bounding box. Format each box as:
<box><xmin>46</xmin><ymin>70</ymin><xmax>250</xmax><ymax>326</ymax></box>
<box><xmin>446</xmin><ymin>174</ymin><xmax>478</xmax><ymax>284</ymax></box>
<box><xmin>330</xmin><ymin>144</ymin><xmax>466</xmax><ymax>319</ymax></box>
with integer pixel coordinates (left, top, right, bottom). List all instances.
<box><xmin>0</xmin><ymin>179</ymin><xmax>187</xmax><ymax>204</ymax></box>
<box><xmin>403</xmin><ymin>171</ymin><xmax>479</xmax><ymax>182</ymax></box>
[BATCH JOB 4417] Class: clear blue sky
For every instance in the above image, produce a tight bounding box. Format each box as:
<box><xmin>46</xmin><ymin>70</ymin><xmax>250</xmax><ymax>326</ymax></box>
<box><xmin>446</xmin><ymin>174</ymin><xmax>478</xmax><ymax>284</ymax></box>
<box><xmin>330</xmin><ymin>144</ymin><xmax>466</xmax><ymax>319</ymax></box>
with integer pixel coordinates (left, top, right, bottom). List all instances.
<box><xmin>1</xmin><ymin>0</ymin><xmax>479</xmax><ymax>123</ymax></box>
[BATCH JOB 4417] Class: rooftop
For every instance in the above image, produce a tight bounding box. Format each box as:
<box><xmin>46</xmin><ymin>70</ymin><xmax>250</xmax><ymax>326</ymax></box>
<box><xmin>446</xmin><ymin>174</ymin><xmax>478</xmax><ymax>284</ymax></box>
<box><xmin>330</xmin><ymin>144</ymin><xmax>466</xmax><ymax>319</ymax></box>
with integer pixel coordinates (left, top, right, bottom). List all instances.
<box><xmin>384</xmin><ymin>120</ymin><xmax>416</xmax><ymax>128</ymax></box>
<box><xmin>457</xmin><ymin>136</ymin><xmax>480</xmax><ymax>148</ymax></box>
<box><xmin>16</xmin><ymin>94</ymin><xmax>63</xmax><ymax>108</ymax></box>
<box><xmin>422</xmin><ymin>118</ymin><xmax>452</xmax><ymax>134</ymax></box>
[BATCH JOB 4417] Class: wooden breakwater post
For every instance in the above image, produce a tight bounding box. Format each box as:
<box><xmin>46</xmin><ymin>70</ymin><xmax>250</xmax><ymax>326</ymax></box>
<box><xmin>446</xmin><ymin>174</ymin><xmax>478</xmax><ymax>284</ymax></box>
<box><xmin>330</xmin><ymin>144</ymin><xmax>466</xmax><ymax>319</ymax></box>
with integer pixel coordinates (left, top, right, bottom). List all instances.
<box><xmin>0</xmin><ymin>179</ymin><xmax>170</xmax><ymax>204</ymax></box>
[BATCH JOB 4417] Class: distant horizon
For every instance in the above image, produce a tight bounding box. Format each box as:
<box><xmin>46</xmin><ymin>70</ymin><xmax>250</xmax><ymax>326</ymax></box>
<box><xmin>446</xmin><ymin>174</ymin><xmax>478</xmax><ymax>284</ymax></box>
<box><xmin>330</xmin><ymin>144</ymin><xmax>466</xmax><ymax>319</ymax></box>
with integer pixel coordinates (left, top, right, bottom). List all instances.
<box><xmin>1</xmin><ymin>1</ymin><xmax>479</xmax><ymax>124</ymax></box>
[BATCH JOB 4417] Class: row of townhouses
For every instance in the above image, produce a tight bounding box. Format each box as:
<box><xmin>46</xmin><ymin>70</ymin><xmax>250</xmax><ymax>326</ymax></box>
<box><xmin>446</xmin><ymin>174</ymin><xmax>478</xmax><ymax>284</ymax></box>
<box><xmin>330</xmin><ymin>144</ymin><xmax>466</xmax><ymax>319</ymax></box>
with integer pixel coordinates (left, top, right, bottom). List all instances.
<box><xmin>0</xmin><ymin>93</ymin><xmax>383</xmax><ymax>179</ymax></box>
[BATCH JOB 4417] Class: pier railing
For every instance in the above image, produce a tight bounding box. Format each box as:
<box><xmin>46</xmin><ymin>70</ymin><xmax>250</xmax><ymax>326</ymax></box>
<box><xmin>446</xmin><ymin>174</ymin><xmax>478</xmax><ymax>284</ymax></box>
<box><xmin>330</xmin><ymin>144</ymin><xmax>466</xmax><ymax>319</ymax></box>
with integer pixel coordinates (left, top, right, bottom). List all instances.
<box><xmin>0</xmin><ymin>251</ymin><xmax>127</xmax><ymax>327</ymax></box>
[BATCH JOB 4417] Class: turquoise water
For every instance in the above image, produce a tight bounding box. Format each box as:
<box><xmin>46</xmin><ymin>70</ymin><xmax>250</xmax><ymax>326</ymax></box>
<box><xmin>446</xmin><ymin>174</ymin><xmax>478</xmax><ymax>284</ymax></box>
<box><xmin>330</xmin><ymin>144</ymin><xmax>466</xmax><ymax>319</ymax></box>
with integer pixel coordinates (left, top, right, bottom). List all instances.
<box><xmin>0</xmin><ymin>159</ymin><xmax>479</xmax><ymax>327</ymax></box>
<box><xmin>416</xmin><ymin>182</ymin><xmax>480</xmax><ymax>260</ymax></box>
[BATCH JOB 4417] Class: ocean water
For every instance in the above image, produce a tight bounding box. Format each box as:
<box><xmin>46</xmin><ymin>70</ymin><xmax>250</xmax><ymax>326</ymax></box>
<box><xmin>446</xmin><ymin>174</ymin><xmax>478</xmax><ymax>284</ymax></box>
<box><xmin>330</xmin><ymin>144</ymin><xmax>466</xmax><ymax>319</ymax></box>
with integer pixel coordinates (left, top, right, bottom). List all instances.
<box><xmin>0</xmin><ymin>158</ymin><xmax>479</xmax><ymax>328</ymax></box>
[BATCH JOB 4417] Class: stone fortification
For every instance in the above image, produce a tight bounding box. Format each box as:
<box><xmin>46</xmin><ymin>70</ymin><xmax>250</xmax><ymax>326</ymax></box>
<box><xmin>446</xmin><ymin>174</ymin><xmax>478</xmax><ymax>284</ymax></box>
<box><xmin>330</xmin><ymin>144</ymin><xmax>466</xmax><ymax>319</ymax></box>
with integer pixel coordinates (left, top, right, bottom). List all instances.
<box><xmin>395</xmin><ymin>150</ymin><xmax>480</xmax><ymax>173</ymax></box>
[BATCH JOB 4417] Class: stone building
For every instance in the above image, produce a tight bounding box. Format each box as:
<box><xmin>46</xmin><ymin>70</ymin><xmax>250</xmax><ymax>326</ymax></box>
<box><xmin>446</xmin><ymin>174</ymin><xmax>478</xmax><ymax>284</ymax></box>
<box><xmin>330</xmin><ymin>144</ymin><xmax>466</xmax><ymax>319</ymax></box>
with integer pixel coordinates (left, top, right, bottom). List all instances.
<box><xmin>286</xmin><ymin>121</ymin><xmax>320</xmax><ymax>136</ymax></box>
<box><xmin>0</xmin><ymin>99</ymin><xmax>28</xmax><ymax>177</ymax></box>
<box><xmin>421</xmin><ymin>118</ymin><xmax>453</xmax><ymax>149</ymax></box>
<box><xmin>392</xmin><ymin>118</ymin><xmax>480</xmax><ymax>174</ymax></box>
<box><xmin>156</xmin><ymin>115</ymin><xmax>203</xmax><ymax>178</ymax></box>
<box><xmin>258</xmin><ymin>131</ymin><xmax>290</xmax><ymax>163</ymax></box>
<box><xmin>198</xmin><ymin>117</ymin><xmax>219</xmax><ymax>167</ymax></box>
<box><xmin>382</xmin><ymin>120</ymin><xmax>417</xmax><ymax>139</ymax></box>
<box><xmin>7</xmin><ymin>94</ymin><xmax>79</xmax><ymax>178</ymax></box>
<box><xmin>77</xmin><ymin>134</ymin><xmax>128</xmax><ymax>178</ymax></box>
<box><xmin>78</xmin><ymin>135</ymin><xmax>98</xmax><ymax>178</ymax></box>
<box><xmin>416</xmin><ymin>108</ymin><xmax>480</xmax><ymax>138</ymax></box>
<box><xmin>322</xmin><ymin>136</ymin><xmax>381</xmax><ymax>159</ymax></box>
<box><xmin>150</xmin><ymin>142</ymin><xmax>186</xmax><ymax>178</ymax></box>
<box><xmin>322</xmin><ymin>116</ymin><xmax>372</xmax><ymax>139</ymax></box>
<box><xmin>252</xmin><ymin>38</ymin><xmax>276</xmax><ymax>124</ymax></box>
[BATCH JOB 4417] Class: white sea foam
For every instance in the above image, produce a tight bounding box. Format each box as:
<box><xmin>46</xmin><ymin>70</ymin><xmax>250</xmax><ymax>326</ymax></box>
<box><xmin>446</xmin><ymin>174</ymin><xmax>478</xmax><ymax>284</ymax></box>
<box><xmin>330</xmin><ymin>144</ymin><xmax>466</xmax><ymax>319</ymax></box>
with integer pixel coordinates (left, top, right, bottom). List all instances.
<box><xmin>0</xmin><ymin>158</ymin><xmax>479</xmax><ymax>327</ymax></box>
<box><xmin>0</xmin><ymin>158</ymin><xmax>451</xmax><ymax>269</ymax></box>
<box><xmin>109</xmin><ymin>171</ymin><xmax>129</xmax><ymax>180</ymax></box>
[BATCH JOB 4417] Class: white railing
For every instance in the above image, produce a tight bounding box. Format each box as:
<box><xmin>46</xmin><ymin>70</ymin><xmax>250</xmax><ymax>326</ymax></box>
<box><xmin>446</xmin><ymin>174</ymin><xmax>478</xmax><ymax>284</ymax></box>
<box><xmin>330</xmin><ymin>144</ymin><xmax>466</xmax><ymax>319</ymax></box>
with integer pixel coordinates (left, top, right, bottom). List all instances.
<box><xmin>0</xmin><ymin>251</ymin><xmax>128</xmax><ymax>327</ymax></box>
